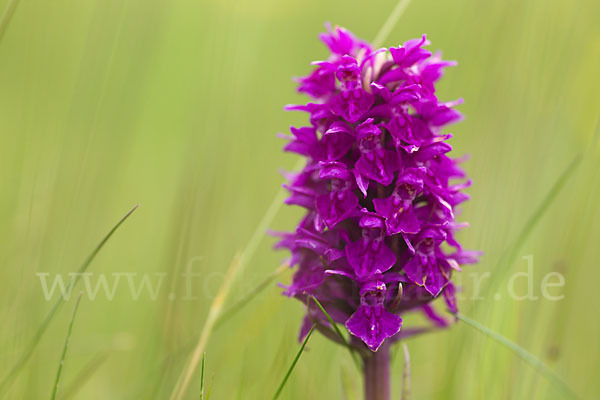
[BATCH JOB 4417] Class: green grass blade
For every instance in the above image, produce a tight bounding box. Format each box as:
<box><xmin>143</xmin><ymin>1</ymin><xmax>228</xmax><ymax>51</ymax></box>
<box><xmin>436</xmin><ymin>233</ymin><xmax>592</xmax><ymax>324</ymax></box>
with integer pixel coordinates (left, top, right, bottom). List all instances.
<box><xmin>236</xmin><ymin>159</ymin><xmax>303</xmax><ymax>278</ymax></box>
<box><xmin>475</xmin><ymin>156</ymin><xmax>581</xmax><ymax>308</ymax></box>
<box><xmin>311</xmin><ymin>296</ymin><xmax>362</xmax><ymax>369</ymax></box>
<box><xmin>169</xmin><ymin>253</ymin><xmax>243</xmax><ymax>400</ymax></box>
<box><xmin>60</xmin><ymin>351</ymin><xmax>110</xmax><ymax>400</ymax></box>
<box><xmin>0</xmin><ymin>0</ymin><xmax>19</xmax><ymax>43</ymax></box>
<box><xmin>272</xmin><ymin>324</ymin><xmax>315</xmax><ymax>400</ymax></box>
<box><xmin>200</xmin><ymin>352</ymin><xmax>205</xmax><ymax>400</ymax></box>
<box><xmin>454</xmin><ymin>312</ymin><xmax>578</xmax><ymax>399</ymax></box>
<box><xmin>340</xmin><ymin>365</ymin><xmax>358</xmax><ymax>400</ymax></box>
<box><xmin>372</xmin><ymin>0</ymin><xmax>413</xmax><ymax>48</ymax></box>
<box><xmin>50</xmin><ymin>293</ymin><xmax>83</xmax><ymax>400</ymax></box>
<box><xmin>591</xmin><ymin>114</ymin><xmax>600</xmax><ymax>149</ymax></box>
<box><xmin>499</xmin><ymin>155</ymin><xmax>580</xmax><ymax>266</ymax></box>
<box><xmin>205</xmin><ymin>378</ymin><xmax>213</xmax><ymax>400</ymax></box>
<box><xmin>72</xmin><ymin>204</ymin><xmax>140</xmax><ymax>277</ymax></box>
<box><xmin>0</xmin><ymin>204</ymin><xmax>139</xmax><ymax>393</ymax></box>
<box><xmin>401</xmin><ymin>343</ymin><xmax>411</xmax><ymax>400</ymax></box>
<box><xmin>215</xmin><ymin>262</ymin><xmax>289</xmax><ymax>329</ymax></box>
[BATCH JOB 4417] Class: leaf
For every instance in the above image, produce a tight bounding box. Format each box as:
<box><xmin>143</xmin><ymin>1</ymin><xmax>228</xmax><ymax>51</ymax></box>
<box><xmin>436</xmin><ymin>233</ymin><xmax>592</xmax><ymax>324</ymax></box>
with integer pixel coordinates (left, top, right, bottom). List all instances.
<box><xmin>272</xmin><ymin>325</ymin><xmax>315</xmax><ymax>400</ymax></box>
<box><xmin>215</xmin><ymin>261</ymin><xmax>289</xmax><ymax>329</ymax></box>
<box><xmin>475</xmin><ymin>155</ymin><xmax>581</xmax><ymax>309</ymax></box>
<box><xmin>401</xmin><ymin>343</ymin><xmax>411</xmax><ymax>400</ymax></box>
<box><xmin>454</xmin><ymin>312</ymin><xmax>578</xmax><ymax>399</ymax></box>
<box><xmin>169</xmin><ymin>253</ymin><xmax>243</xmax><ymax>400</ymax></box>
<box><xmin>200</xmin><ymin>352</ymin><xmax>206</xmax><ymax>400</ymax></box>
<box><xmin>0</xmin><ymin>0</ymin><xmax>20</xmax><ymax>43</ymax></box>
<box><xmin>50</xmin><ymin>293</ymin><xmax>83</xmax><ymax>400</ymax></box>
<box><xmin>0</xmin><ymin>204</ymin><xmax>139</xmax><ymax>393</ymax></box>
<box><xmin>311</xmin><ymin>296</ymin><xmax>362</xmax><ymax>368</ymax></box>
<box><xmin>372</xmin><ymin>0</ymin><xmax>414</xmax><ymax>48</ymax></box>
<box><xmin>59</xmin><ymin>351</ymin><xmax>110</xmax><ymax>400</ymax></box>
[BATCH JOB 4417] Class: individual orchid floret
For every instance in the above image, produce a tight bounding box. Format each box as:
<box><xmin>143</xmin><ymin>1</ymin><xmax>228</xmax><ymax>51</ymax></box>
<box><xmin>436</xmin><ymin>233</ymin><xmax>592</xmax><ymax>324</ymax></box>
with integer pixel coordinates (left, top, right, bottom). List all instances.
<box><xmin>315</xmin><ymin>162</ymin><xmax>358</xmax><ymax>227</ymax></box>
<box><xmin>345</xmin><ymin>211</ymin><xmax>397</xmax><ymax>280</ymax></box>
<box><xmin>355</xmin><ymin>119</ymin><xmax>397</xmax><ymax>186</ymax></box>
<box><xmin>346</xmin><ymin>281</ymin><xmax>402</xmax><ymax>352</ymax></box>
<box><xmin>373</xmin><ymin>167</ymin><xmax>425</xmax><ymax>235</ymax></box>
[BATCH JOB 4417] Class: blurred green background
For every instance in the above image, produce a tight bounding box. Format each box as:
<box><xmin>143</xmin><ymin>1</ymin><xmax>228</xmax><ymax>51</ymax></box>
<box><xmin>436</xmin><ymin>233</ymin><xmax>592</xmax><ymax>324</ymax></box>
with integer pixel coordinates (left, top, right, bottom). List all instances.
<box><xmin>1</xmin><ymin>0</ymin><xmax>599</xmax><ymax>398</ymax></box>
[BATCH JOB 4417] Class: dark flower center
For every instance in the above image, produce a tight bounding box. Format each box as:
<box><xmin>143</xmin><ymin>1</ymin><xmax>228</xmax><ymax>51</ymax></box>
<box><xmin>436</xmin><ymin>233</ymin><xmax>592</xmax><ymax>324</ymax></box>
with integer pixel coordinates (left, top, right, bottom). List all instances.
<box><xmin>362</xmin><ymin>290</ymin><xmax>385</xmax><ymax>306</ymax></box>
<box><xmin>360</xmin><ymin>135</ymin><xmax>378</xmax><ymax>152</ymax></box>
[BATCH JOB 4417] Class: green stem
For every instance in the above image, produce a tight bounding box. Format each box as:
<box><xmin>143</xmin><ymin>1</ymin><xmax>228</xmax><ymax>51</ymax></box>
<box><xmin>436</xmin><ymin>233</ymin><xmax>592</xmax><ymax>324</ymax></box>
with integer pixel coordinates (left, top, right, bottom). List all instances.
<box><xmin>50</xmin><ymin>293</ymin><xmax>83</xmax><ymax>400</ymax></box>
<box><xmin>363</xmin><ymin>341</ymin><xmax>390</xmax><ymax>400</ymax></box>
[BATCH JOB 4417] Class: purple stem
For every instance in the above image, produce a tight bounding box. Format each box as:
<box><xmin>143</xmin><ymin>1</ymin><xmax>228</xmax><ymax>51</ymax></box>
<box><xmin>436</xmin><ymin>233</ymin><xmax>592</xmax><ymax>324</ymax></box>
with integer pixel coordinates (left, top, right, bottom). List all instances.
<box><xmin>363</xmin><ymin>341</ymin><xmax>390</xmax><ymax>400</ymax></box>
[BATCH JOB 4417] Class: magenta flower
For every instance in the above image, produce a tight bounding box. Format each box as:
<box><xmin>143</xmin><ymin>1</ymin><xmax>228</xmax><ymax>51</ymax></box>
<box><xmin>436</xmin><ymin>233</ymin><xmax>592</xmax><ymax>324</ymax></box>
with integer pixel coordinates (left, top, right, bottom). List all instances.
<box><xmin>276</xmin><ymin>25</ymin><xmax>477</xmax><ymax>353</ymax></box>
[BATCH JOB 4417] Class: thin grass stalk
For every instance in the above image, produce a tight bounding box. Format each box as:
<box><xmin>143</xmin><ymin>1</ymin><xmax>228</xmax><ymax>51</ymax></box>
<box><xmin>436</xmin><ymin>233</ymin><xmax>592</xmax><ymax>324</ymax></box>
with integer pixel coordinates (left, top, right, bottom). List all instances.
<box><xmin>272</xmin><ymin>325</ymin><xmax>315</xmax><ymax>400</ymax></box>
<box><xmin>50</xmin><ymin>293</ymin><xmax>83</xmax><ymax>400</ymax></box>
<box><xmin>310</xmin><ymin>296</ymin><xmax>363</xmax><ymax>368</ymax></box>
<box><xmin>371</xmin><ymin>0</ymin><xmax>412</xmax><ymax>49</ymax></box>
<box><xmin>59</xmin><ymin>352</ymin><xmax>110</xmax><ymax>400</ymax></box>
<box><xmin>0</xmin><ymin>0</ymin><xmax>19</xmax><ymax>42</ymax></box>
<box><xmin>169</xmin><ymin>253</ymin><xmax>243</xmax><ymax>400</ymax></box>
<box><xmin>240</xmin><ymin>159</ymin><xmax>303</xmax><ymax>275</ymax></box>
<box><xmin>454</xmin><ymin>312</ymin><xmax>578</xmax><ymax>399</ymax></box>
<box><xmin>215</xmin><ymin>261</ymin><xmax>289</xmax><ymax>328</ymax></box>
<box><xmin>591</xmin><ymin>114</ymin><xmax>600</xmax><ymax>149</ymax></box>
<box><xmin>0</xmin><ymin>204</ymin><xmax>139</xmax><ymax>394</ymax></box>
<box><xmin>401</xmin><ymin>343</ymin><xmax>410</xmax><ymax>400</ymax></box>
<box><xmin>340</xmin><ymin>365</ymin><xmax>358</xmax><ymax>400</ymax></box>
<box><xmin>200</xmin><ymin>352</ymin><xmax>206</xmax><ymax>400</ymax></box>
<box><xmin>472</xmin><ymin>155</ymin><xmax>581</xmax><ymax>312</ymax></box>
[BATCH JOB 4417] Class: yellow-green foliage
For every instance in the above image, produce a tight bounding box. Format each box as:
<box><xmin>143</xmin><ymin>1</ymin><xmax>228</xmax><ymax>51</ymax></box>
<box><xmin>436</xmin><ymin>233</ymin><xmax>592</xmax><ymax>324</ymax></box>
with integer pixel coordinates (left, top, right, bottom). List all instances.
<box><xmin>0</xmin><ymin>0</ymin><xmax>598</xmax><ymax>398</ymax></box>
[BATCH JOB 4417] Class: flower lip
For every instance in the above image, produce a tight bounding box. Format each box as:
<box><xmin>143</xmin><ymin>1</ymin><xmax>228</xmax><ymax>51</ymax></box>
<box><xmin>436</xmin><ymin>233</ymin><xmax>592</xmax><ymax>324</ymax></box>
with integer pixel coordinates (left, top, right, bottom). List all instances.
<box><xmin>318</xmin><ymin>161</ymin><xmax>352</xmax><ymax>181</ymax></box>
<box><xmin>359</xmin><ymin>210</ymin><xmax>386</xmax><ymax>230</ymax></box>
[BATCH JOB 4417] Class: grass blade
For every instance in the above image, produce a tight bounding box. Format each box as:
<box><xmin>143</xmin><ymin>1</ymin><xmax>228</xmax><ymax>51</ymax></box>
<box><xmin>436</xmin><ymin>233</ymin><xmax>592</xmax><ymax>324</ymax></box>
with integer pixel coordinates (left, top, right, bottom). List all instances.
<box><xmin>340</xmin><ymin>365</ymin><xmax>358</xmax><ymax>400</ymax></box>
<box><xmin>168</xmin><ymin>160</ymin><xmax>304</xmax><ymax>400</ymax></box>
<box><xmin>401</xmin><ymin>343</ymin><xmax>411</xmax><ymax>400</ymax></box>
<box><xmin>169</xmin><ymin>253</ymin><xmax>243</xmax><ymax>400</ymax></box>
<box><xmin>0</xmin><ymin>0</ymin><xmax>19</xmax><ymax>43</ymax></box>
<box><xmin>205</xmin><ymin>377</ymin><xmax>214</xmax><ymax>400</ymax></box>
<box><xmin>238</xmin><ymin>159</ymin><xmax>303</xmax><ymax>278</ymax></box>
<box><xmin>0</xmin><ymin>204</ymin><xmax>139</xmax><ymax>394</ymax></box>
<box><xmin>311</xmin><ymin>296</ymin><xmax>362</xmax><ymax>368</ymax></box>
<box><xmin>499</xmin><ymin>155</ymin><xmax>580</xmax><ymax>268</ymax></box>
<box><xmin>200</xmin><ymin>352</ymin><xmax>205</xmax><ymax>400</ymax></box>
<box><xmin>215</xmin><ymin>261</ymin><xmax>289</xmax><ymax>329</ymax></box>
<box><xmin>72</xmin><ymin>204</ymin><xmax>140</xmax><ymax>278</ymax></box>
<box><xmin>454</xmin><ymin>312</ymin><xmax>578</xmax><ymax>399</ymax></box>
<box><xmin>372</xmin><ymin>0</ymin><xmax>413</xmax><ymax>48</ymax></box>
<box><xmin>272</xmin><ymin>324</ymin><xmax>315</xmax><ymax>400</ymax></box>
<box><xmin>50</xmin><ymin>293</ymin><xmax>83</xmax><ymax>400</ymax></box>
<box><xmin>591</xmin><ymin>114</ymin><xmax>600</xmax><ymax>149</ymax></box>
<box><xmin>60</xmin><ymin>352</ymin><xmax>110</xmax><ymax>400</ymax></box>
<box><xmin>475</xmin><ymin>156</ymin><xmax>581</xmax><ymax>309</ymax></box>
